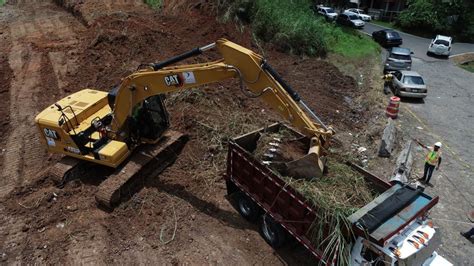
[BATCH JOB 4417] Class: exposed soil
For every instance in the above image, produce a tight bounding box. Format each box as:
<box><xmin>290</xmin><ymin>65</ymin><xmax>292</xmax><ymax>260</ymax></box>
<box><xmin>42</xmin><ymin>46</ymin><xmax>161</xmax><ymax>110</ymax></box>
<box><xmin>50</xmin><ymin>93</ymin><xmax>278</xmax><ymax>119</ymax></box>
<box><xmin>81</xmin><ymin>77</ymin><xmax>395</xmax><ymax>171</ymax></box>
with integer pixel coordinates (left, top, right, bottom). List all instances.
<box><xmin>0</xmin><ymin>22</ymin><xmax>13</xmax><ymax>173</ymax></box>
<box><xmin>0</xmin><ymin>1</ymin><xmax>366</xmax><ymax>265</ymax></box>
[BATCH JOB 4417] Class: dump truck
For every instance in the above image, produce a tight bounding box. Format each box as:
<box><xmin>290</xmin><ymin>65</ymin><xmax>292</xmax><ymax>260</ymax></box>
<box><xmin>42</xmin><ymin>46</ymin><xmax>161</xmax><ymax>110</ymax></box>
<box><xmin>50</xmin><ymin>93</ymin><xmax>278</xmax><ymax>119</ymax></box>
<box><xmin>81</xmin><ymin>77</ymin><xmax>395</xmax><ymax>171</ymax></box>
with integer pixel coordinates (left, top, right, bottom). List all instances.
<box><xmin>225</xmin><ymin>123</ymin><xmax>452</xmax><ymax>265</ymax></box>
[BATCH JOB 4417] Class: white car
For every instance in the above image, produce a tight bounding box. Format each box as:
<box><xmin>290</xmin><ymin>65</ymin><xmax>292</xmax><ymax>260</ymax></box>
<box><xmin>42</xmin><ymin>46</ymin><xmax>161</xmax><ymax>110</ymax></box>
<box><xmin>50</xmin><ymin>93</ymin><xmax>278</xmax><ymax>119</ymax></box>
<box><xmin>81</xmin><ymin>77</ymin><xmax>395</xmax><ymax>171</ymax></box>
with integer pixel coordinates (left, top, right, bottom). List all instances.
<box><xmin>337</xmin><ymin>12</ymin><xmax>365</xmax><ymax>29</ymax></box>
<box><xmin>427</xmin><ymin>35</ymin><xmax>452</xmax><ymax>56</ymax></box>
<box><xmin>317</xmin><ymin>6</ymin><xmax>338</xmax><ymax>21</ymax></box>
<box><xmin>345</xmin><ymin>8</ymin><xmax>371</xmax><ymax>21</ymax></box>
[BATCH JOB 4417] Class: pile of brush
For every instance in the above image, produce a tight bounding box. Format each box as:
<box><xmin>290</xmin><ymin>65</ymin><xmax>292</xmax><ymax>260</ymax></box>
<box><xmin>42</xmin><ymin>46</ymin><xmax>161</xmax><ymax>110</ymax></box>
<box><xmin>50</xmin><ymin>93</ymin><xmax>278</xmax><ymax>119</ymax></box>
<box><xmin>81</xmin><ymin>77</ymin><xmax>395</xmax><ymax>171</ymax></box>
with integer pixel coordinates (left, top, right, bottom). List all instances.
<box><xmin>254</xmin><ymin>130</ymin><xmax>377</xmax><ymax>265</ymax></box>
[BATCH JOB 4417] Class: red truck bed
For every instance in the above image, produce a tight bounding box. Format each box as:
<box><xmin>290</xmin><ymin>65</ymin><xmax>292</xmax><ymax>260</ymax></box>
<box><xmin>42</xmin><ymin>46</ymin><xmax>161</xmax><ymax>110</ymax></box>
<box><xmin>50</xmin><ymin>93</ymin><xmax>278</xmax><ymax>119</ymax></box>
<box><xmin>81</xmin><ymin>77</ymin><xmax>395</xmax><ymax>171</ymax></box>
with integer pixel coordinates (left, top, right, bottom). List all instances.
<box><xmin>224</xmin><ymin>123</ymin><xmax>438</xmax><ymax>263</ymax></box>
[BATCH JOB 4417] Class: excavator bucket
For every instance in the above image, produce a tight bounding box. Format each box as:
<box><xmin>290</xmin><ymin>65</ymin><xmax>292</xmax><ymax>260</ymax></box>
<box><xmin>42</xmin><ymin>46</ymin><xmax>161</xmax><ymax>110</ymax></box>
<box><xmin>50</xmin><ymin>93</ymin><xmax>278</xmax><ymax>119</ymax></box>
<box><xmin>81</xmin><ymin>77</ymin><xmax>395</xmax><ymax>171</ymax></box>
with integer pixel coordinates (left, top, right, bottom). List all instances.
<box><xmin>246</xmin><ymin>124</ymin><xmax>329</xmax><ymax>180</ymax></box>
<box><xmin>282</xmin><ymin>140</ymin><xmax>325</xmax><ymax>180</ymax></box>
<box><xmin>284</xmin><ymin>152</ymin><xmax>325</xmax><ymax>180</ymax></box>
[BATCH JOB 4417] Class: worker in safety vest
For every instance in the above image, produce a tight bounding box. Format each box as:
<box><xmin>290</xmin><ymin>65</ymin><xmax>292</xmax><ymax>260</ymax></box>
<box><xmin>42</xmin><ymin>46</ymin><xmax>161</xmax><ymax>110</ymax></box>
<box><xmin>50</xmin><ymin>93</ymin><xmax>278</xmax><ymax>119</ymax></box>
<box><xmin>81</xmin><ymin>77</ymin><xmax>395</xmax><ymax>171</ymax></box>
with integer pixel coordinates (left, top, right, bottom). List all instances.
<box><xmin>421</xmin><ymin>142</ymin><xmax>442</xmax><ymax>184</ymax></box>
<box><xmin>460</xmin><ymin>210</ymin><xmax>474</xmax><ymax>240</ymax></box>
<box><xmin>382</xmin><ymin>73</ymin><xmax>393</xmax><ymax>94</ymax></box>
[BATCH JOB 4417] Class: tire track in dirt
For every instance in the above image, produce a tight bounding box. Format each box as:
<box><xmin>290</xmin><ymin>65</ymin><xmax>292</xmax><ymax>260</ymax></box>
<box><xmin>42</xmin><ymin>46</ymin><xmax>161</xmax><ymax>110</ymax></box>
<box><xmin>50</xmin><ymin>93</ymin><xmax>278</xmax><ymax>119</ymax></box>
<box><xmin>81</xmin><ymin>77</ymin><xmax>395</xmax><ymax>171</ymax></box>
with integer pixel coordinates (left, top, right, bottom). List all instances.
<box><xmin>0</xmin><ymin>2</ymin><xmax>60</xmax><ymax>264</ymax></box>
<box><xmin>0</xmin><ymin>1</ymin><xmax>107</xmax><ymax>265</ymax></box>
<box><xmin>0</xmin><ymin>36</ymin><xmax>43</xmax><ymax>198</ymax></box>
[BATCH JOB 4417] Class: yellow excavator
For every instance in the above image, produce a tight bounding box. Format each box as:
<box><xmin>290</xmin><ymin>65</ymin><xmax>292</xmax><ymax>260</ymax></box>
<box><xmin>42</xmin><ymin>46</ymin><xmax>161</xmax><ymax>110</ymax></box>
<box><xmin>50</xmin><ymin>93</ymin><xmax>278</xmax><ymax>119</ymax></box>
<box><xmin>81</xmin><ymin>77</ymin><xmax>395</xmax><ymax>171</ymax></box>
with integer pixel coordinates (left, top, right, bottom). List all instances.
<box><xmin>35</xmin><ymin>39</ymin><xmax>334</xmax><ymax>208</ymax></box>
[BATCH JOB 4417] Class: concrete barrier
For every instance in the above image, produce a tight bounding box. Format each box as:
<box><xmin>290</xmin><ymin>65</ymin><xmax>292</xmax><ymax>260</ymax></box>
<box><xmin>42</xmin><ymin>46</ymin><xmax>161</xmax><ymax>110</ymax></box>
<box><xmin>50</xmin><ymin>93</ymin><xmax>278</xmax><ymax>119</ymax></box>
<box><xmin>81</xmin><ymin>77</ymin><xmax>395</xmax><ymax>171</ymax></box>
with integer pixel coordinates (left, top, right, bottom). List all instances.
<box><xmin>390</xmin><ymin>140</ymin><xmax>414</xmax><ymax>184</ymax></box>
<box><xmin>378</xmin><ymin>118</ymin><xmax>396</xmax><ymax>157</ymax></box>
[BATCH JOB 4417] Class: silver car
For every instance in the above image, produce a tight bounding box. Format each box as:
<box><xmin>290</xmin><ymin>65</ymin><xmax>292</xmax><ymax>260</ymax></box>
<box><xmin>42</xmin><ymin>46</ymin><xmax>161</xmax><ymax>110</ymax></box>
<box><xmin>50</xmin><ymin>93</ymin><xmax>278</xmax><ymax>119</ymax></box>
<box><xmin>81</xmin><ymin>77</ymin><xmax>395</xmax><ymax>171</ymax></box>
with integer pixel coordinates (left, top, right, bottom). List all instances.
<box><xmin>384</xmin><ymin>47</ymin><xmax>413</xmax><ymax>72</ymax></box>
<box><xmin>390</xmin><ymin>70</ymin><xmax>427</xmax><ymax>98</ymax></box>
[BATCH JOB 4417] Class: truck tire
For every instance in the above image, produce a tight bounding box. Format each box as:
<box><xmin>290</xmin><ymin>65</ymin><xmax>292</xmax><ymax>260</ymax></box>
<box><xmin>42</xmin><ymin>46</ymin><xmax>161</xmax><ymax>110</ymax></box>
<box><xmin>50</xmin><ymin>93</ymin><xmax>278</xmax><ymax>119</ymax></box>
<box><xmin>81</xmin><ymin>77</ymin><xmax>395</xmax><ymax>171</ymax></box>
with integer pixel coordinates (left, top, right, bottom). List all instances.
<box><xmin>260</xmin><ymin>214</ymin><xmax>287</xmax><ymax>248</ymax></box>
<box><xmin>236</xmin><ymin>192</ymin><xmax>260</xmax><ymax>222</ymax></box>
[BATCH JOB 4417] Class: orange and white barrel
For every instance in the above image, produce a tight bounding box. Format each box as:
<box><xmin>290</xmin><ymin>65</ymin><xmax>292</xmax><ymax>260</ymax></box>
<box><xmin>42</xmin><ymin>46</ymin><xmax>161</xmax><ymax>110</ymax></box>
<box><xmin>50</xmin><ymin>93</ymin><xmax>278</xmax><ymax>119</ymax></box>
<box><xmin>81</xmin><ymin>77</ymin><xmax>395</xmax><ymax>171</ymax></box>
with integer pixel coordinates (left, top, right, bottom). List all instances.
<box><xmin>386</xmin><ymin>96</ymin><xmax>400</xmax><ymax>119</ymax></box>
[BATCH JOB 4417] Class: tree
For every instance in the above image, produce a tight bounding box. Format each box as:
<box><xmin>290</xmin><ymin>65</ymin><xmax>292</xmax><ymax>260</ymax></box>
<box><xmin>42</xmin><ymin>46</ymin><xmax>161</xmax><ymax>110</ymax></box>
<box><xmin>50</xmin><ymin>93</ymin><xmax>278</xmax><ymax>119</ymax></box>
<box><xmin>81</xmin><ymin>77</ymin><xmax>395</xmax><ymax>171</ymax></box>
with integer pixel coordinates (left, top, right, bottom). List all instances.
<box><xmin>398</xmin><ymin>0</ymin><xmax>474</xmax><ymax>41</ymax></box>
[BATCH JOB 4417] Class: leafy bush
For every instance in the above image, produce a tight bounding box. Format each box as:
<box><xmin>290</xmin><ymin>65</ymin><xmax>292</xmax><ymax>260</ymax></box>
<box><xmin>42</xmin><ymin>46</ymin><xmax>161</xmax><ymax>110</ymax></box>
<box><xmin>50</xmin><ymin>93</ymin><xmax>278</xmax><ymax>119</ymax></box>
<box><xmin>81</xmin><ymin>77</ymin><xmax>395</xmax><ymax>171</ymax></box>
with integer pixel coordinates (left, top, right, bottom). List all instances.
<box><xmin>398</xmin><ymin>0</ymin><xmax>474</xmax><ymax>42</ymax></box>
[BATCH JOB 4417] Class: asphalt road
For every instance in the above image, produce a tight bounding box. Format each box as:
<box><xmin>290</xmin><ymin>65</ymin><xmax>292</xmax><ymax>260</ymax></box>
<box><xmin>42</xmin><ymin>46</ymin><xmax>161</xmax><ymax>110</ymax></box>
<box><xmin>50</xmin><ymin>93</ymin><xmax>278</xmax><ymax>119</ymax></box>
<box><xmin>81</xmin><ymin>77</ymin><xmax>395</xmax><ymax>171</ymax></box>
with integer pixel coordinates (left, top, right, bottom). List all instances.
<box><xmin>361</xmin><ymin>21</ymin><xmax>474</xmax><ymax>264</ymax></box>
<box><xmin>361</xmin><ymin>23</ymin><xmax>474</xmax><ymax>62</ymax></box>
<box><xmin>392</xmin><ymin>58</ymin><xmax>474</xmax><ymax>264</ymax></box>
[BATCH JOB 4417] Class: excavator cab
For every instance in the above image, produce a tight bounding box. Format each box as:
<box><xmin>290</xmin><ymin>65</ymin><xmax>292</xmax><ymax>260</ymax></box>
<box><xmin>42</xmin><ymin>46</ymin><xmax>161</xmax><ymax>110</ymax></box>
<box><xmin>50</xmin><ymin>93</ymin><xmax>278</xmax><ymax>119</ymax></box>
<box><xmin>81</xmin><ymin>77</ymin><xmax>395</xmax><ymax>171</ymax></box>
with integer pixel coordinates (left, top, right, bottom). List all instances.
<box><xmin>128</xmin><ymin>95</ymin><xmax>170</xmax><ymax>144</ymax></box>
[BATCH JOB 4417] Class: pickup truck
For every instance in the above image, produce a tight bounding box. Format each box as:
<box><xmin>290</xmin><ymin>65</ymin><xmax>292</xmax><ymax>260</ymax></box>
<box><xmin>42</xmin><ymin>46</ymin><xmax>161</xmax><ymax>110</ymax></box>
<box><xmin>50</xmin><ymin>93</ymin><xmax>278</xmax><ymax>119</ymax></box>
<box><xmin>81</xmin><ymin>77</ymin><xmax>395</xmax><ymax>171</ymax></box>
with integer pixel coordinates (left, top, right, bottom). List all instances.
<box><xmin>224</xmin><ymin>123</ymin><xmax>452</xmax><ymax>265</ymax></box>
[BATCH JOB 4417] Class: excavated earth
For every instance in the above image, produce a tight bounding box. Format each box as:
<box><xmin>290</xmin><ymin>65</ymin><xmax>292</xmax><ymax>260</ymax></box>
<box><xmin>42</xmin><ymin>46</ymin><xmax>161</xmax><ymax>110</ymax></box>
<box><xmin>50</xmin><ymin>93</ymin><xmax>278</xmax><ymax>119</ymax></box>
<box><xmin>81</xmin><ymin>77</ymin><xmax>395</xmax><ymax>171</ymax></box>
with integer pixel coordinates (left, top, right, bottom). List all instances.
<box><xmin>0</xmin><ymin>1</ymin><xmax>366</xmax><ymax>264</ymax></box>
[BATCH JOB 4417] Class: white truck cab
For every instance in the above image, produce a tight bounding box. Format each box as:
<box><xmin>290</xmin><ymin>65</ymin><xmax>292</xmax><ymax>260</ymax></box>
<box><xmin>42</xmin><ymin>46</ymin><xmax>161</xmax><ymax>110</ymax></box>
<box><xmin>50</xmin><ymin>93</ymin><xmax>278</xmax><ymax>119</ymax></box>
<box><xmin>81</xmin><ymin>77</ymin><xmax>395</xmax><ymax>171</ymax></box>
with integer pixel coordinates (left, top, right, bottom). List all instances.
<box><xmin>350</xmin><ymin>219</ymin><xmax>452</xmax><ymax>266</ymax></box>
<box><xmin>347</xmin><ymin>183</ymin><xmax>452</xmax><ymax>266</ymax></box>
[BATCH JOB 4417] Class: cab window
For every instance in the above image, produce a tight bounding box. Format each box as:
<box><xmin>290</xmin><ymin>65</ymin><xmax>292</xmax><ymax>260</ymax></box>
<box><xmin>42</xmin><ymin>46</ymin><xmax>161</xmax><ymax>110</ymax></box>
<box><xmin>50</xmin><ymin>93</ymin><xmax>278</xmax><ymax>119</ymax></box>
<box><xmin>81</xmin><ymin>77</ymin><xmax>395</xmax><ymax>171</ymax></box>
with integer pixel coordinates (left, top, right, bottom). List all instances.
<box><xmin>394</xmin><ymin>71</ymin><xmax>402</xmax><ymax>81</ymax></box>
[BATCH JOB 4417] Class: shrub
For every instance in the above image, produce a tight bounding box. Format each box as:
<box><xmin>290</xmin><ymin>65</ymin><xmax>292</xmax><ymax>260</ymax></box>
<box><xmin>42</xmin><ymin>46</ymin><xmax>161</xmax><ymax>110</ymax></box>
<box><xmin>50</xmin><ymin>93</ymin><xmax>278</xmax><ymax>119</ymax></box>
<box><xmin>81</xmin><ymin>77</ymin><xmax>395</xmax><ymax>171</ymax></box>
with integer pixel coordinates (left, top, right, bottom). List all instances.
<box><xmin>144</xmin><ymin>0</ymin><xmax>162</xmax><ymax>10</ymax></box>
<box><xmin>398</xmin><ymin>0</ymin><xmax>474</xmax><ymax>42</ymax></box>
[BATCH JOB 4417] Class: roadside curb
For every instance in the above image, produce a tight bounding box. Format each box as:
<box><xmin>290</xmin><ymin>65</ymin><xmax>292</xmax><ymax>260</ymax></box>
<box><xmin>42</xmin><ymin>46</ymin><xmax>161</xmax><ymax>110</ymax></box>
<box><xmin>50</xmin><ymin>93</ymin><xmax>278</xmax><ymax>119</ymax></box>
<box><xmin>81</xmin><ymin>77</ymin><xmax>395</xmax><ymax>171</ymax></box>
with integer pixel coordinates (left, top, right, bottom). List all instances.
<box><xmin>449</xmin><ymin>52</ymin><xmax>474</xmax><ymax>63</ymax></box>
<box><xmin>359</xmin><ymin>30</ymin><xmax>371</xmax><ymax>37</ymax></box>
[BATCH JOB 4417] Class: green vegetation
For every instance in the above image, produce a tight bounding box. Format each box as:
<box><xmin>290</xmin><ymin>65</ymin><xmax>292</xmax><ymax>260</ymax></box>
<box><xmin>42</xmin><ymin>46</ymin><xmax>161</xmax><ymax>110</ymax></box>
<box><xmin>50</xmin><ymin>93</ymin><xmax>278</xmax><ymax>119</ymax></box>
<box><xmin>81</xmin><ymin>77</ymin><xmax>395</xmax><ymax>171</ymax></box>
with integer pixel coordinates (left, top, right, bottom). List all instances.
<box><xmin>330</xmin><ymin>29</ymin><xmax>380</xmax><ymax>58</ymax></box>
<box><xmin>219</xmin><ymin>0</ymin><xmax>379</xmax><ymax>58</ymax></box>
<box><xmin>459</xmin><ymin>61</ymin><xmax>474</xmax><ymax>73</ymax></box>
<box><xmin>398</xmin><ymin>0</ymin><xmax>474</xmax><ymax>42</ymax></box>
<box><xmin>0</xmin><ymin>0</ymin><xmax>5</xmax><ymax>7</ymax></box>
<box><xmin>144</xmin><ymin>0</ymin><xmax>162</xmax><ymax>10</ymax></box>
<box><xmin>283</xmin><ymin>158</ymin><xmax>377</xmax><ymax>265</ymax></box>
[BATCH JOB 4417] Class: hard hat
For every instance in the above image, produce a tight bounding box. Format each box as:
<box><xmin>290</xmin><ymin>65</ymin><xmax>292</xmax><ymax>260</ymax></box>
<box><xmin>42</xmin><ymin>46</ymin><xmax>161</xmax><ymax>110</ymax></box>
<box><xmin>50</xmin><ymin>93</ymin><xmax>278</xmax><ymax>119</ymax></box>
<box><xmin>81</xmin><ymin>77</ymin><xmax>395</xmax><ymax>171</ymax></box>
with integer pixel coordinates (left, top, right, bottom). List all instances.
<box><xmin>434</xmin><ymin>142</ymin><xmax>442</xmax><ymax>147</ymax></box>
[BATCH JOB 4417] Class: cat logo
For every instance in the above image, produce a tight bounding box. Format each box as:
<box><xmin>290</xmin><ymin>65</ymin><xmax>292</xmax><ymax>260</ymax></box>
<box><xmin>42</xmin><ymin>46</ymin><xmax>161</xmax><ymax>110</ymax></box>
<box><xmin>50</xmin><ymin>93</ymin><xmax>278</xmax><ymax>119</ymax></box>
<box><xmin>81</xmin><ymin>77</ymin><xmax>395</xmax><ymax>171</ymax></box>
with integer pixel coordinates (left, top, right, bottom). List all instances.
<box><xmin>44</xmin><ymin>128</ymin><xmax>60</xmax><ymax>140</ymax></box>
<box><xmin>164</xmin><ymin>74</ymin><xmax>181</xmax><ymax>86</ymax></box>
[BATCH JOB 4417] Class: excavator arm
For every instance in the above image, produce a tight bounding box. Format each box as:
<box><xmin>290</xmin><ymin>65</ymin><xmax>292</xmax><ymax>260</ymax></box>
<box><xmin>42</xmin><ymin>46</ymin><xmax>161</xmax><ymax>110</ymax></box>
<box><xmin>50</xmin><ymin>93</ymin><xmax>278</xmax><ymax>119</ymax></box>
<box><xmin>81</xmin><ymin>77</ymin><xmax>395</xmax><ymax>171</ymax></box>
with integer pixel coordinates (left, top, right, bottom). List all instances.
<box><xmin>36</xmin><ymin>39</ymin><xmax>334</xmax><ymax>180</ymax></box>
<box><xmin>111</xmin><ymin>39</ymin><xmax>332</xmax><ymax>147</ymax></box>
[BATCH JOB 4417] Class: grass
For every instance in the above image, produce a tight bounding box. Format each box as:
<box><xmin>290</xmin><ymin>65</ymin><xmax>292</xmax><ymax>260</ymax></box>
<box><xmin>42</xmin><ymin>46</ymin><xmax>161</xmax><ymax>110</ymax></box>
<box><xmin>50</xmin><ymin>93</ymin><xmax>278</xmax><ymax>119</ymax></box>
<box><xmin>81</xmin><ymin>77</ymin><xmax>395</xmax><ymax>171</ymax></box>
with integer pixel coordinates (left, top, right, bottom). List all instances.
<box><xmin>144</xmin><ymin>0</ymin><xmax>162</xmax><ymax>9</ymax></box>
<box><xmin>286</xmin><ymin>159</ymin><xmax>377</xmax><ymax>264</ymax></box>
<box><xmin>459</xmin><ymin>61</ymin><xmax>474</xmax><ymax>73</ymax></box>
<box><xmin>330</xmin><ymin>29</ymin><xmax>380</xmax><ymax>58</ymax></box>
<box><xmin>0</xmin><ymin>0</ymin><xmax>5</xmax><ymax>7</ymax></box>
<box><xmin>222</xmin><ymin>0</ymin><xmax>380</xmax><ymax>58</ymax></box>
<box><xmin>284</xmin><ymin>158</ymin><xmax>378</xmax><ymax>265</ymax></box>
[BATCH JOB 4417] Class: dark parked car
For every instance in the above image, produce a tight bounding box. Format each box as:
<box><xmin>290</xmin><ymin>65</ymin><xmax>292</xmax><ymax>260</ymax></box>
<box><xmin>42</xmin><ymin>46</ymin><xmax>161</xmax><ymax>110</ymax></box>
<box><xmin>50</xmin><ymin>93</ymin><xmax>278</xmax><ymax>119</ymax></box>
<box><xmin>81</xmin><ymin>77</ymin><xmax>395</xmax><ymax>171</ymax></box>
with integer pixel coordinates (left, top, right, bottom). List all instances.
<box><xmin>336</xmin><ymin>12</ymin><xmax>365</xmax><ymax>29</ymax></box>
<box><xmin>372</xmin><ymin>29</ymin><xmax>403</xmax><ymax>47</ymax></box>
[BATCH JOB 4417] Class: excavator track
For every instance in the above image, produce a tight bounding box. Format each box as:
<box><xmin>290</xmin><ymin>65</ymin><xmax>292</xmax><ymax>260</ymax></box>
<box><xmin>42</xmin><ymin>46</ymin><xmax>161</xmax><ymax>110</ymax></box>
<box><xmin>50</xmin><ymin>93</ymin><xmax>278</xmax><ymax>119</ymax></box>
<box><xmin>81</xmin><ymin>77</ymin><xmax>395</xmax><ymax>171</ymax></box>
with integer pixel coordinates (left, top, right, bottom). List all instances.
<box><xmin>95</xmin><ymin>130</ymin><xmax>188</xmax><ymax>208</ymax></box>
<box><xmin>49</xmin><ymin>156</ymin><xmax>83</xmax><ymax>187</ymax></box>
